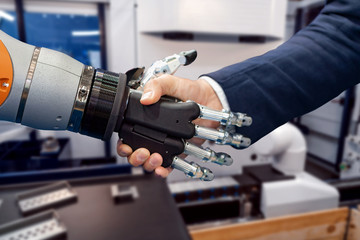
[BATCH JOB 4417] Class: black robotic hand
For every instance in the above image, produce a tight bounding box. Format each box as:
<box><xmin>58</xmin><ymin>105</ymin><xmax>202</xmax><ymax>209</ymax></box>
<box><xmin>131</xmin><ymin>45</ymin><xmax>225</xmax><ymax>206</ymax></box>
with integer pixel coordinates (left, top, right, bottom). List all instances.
<box><xmin>115</xmin><ymin>50</ymin><xmax>252</xmax><ymax>181</ymax></box>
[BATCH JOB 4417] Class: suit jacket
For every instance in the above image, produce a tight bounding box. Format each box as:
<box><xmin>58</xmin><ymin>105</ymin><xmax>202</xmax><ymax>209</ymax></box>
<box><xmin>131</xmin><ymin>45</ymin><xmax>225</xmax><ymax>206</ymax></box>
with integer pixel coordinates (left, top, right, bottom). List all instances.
<box><xmin>204</xmin><ymin>0</ymin><xmax>360</xmax><ymax>144</ymax></box>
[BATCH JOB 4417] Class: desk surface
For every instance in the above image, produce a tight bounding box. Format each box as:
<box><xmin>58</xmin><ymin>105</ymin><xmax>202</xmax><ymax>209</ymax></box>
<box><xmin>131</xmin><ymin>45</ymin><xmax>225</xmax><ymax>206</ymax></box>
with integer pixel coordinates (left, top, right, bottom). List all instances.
<box><xmin>0</xmin><ymin>174</ymin><xmax>190</xmax><ymax>240</ymax></box>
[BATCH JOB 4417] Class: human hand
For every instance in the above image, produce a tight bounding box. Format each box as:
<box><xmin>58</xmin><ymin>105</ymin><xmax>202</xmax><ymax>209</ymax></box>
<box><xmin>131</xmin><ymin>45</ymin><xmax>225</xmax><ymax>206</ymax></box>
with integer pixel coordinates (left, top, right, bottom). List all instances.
<box><xmin>117</xmin><ymin>75</ymin><xmax>223</xmax><ymax>177</ymax></box>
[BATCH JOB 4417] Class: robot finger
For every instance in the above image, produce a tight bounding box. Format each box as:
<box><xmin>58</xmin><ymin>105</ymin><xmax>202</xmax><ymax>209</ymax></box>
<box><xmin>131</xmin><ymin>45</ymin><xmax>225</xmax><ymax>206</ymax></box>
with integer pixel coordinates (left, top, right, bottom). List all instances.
<box><xmin>197</xmin><ymin>104</ymin><xmax>252</xmax><ymax>127</ymax></box>
<box><xmin>171</xmin><ymin>156</ymin><xmax>214</xmax><ymax>181</ymax></box>
<box><xmin>139</xmin><ymin>50</ymin><xmax>197</xmax><ymax>89</ymax></box>
<box><xmin>194</xmin><ymin>125</ymin><xmax>251</xmax><ymax>149</ymax></box>
<box><xmin>183</xmin><ymin>141</ymin><xmax>233</xmax><ymax>166</ymax></box>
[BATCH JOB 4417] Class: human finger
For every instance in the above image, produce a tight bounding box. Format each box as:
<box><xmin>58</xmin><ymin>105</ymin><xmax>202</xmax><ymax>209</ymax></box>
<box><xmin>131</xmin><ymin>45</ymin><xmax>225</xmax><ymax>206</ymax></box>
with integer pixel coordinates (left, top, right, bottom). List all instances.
<box><xmin>143</xmin><ymin>153</ymin><xmax>163</xmax><ymax>172</ymax></box>
<box><xmin>127</xmin><ymin>148</ymin><xmax>150</xmax><ymax>167</ymax></box>
<box><xmin>117</xmin><ymin>140</ymin><xmax>133</xmax><ymax>157</ymax></box>
<box><xmin>155</xmin><ymin>166</ymin><xmax>173</xmax><ymax>178</ymax></box>
<box><xmin>140</xmin><ymin>75</ymin><xmax>196</xmax><ymax>105</ymax></box>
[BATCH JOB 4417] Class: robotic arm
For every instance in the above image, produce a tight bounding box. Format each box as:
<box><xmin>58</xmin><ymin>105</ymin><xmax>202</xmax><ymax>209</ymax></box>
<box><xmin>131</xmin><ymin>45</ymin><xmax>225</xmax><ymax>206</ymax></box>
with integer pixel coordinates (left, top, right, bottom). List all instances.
<box><xmin>0</xmin><ymin>30</ymin><xmax>252</xmax><ymax>181</ymax></box>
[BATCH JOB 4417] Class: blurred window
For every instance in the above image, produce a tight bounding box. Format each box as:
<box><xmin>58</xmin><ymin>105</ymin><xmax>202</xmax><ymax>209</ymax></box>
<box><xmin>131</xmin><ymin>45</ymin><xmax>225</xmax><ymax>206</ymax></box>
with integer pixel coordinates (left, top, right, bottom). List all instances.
<box><xmin>24</xmin><ymin>1</ymin><xmax>101</xmax><ymax>68</ymax></box>
<box><xmin>0</xmin><ymin>1</ymin><xmax>18</xmax><ymax>39</ymax></box>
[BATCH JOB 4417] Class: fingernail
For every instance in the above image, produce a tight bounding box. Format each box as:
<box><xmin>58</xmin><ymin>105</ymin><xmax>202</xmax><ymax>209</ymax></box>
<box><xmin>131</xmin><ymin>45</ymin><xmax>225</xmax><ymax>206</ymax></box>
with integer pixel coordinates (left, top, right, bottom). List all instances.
<box><xmin>149</xmin><ymin>157</ymin><xmax>161</xmax><ymax>167</ymax></box>
<box><xmin>141</xmin><ymin>91</ymin><xmax>153</xmax><ymax>101</ymax></box>
<box><xmin>119</xmin><ymin>151</ymin><xmax>127</xmax><ymax>157</ymax></box>
<box><xmin>154</xmin><ymin>168</ymin><xmax>162</xmax><ymax>177</ymax></box>
<box><xmin>137</xmin><ymin>150</ymin><xmax>148</xmax><ymax>163</ymax></box>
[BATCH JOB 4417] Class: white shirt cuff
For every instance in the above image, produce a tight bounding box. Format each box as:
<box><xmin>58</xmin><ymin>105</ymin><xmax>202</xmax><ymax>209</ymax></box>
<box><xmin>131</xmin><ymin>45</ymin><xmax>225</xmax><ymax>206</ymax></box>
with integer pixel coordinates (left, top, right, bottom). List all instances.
<box><xmin>199</xmin><ymin>76</ymin><xmax>230</xmax><ymax>111</ymax></box>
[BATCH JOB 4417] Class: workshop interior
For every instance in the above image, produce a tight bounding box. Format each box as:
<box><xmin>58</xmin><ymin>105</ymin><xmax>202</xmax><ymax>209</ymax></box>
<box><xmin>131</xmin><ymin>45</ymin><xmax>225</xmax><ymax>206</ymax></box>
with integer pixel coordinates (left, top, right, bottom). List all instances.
<box><xmin>0</xmin><ymin>0</ymin><xmax>359</xmax><ymax>239</ymax></box>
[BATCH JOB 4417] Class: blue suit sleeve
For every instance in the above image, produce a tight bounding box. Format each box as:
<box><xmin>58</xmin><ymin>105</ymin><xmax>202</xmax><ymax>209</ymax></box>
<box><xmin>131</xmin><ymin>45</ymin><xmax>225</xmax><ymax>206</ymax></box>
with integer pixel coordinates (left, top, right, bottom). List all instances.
<box><xmin>203</xmin><ymin>0</ymin><xmax>360</xmax><ymax>144</ymax></box>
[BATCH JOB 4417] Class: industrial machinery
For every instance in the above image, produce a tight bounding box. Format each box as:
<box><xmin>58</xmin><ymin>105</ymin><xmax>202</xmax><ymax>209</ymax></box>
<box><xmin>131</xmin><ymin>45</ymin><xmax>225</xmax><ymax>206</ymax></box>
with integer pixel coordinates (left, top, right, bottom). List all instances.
<box><xmin>252</xmin><ymin>123</ymin><xmax>338</xmax><ymax>218</ymax></box>
<box><xmin>0</xmin><ymin>30</ymin><xmax>253</xmax><ymax>181</ymax></box>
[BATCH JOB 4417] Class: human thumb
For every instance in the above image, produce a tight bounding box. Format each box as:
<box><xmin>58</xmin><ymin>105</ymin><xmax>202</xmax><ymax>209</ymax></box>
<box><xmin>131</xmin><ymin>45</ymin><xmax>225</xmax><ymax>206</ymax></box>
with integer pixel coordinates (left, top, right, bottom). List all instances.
<box><xmin>139</xmin><ymin>76</ymin><xmax>171</xmax><ymax>105</ymax></box>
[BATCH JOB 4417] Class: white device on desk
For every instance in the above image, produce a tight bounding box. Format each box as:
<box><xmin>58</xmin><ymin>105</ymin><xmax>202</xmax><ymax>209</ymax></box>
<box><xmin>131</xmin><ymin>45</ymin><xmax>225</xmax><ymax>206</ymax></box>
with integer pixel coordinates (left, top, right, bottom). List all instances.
<box><xmin>254</xmin><ymin>123</ymin><xmax>338</xmax><ymax>218</ymax></box>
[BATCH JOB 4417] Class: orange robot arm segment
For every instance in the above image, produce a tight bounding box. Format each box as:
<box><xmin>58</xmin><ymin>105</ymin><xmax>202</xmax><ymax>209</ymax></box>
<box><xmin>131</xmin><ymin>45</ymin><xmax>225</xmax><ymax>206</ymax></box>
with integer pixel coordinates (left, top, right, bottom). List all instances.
<box><xmin>0</xmin><ymin>40</ymin><xmax>13</xmax><ymax>106</ymax></box>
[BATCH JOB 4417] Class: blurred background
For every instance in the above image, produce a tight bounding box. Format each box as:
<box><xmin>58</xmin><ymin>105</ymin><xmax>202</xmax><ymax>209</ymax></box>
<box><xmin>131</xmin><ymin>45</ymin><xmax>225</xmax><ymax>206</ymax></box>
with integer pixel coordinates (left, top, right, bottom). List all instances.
<box><xmin>1</xmin><ymin>0</ymin><xmax>360</xmax><ymax>234</ymax></box>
